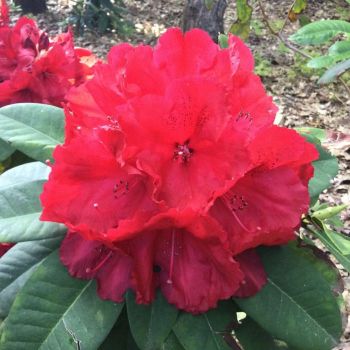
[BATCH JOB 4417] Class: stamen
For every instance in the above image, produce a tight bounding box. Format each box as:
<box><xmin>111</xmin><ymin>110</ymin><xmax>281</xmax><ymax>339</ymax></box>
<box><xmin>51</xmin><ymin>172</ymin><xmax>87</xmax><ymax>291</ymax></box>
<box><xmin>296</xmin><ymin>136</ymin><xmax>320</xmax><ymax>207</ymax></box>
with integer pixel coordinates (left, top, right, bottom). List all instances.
<box><xmin>167</xmin><ymin>229</ymin><xmax>176</xmax><ymax>285</ymax></box>
<box><xmin>173</xmin><ymin>140</ymin><xmax>193</xmax><ymax>163</ymax></box>
<box><xmin>85</xmin><ymin>251</ymin><xmax>112</xmax><ymax>274</ymax></box>
<box><xmin>231</xmin><ymin>210</ymin><xmax>254</xmax><ymax>233</ymax></box>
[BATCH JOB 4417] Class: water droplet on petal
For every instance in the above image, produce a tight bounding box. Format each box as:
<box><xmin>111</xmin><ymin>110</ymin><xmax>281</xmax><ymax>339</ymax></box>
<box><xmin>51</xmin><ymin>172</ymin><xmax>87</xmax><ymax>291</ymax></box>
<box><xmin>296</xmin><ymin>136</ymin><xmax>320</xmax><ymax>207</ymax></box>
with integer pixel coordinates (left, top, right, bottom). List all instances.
<box><xmin>166</xmin><ymin>279</ymin><xmax>173</xmax><ymax>285</ymax></box>
<box><xmin>93</xmin><ymin>203</ymin><xmax>99</xmax><ymax>208</ymax></box>
<box><xmin>257</xmin><ymin>226</ymin><xmax>262</xmax><ymax>231</ymax></box>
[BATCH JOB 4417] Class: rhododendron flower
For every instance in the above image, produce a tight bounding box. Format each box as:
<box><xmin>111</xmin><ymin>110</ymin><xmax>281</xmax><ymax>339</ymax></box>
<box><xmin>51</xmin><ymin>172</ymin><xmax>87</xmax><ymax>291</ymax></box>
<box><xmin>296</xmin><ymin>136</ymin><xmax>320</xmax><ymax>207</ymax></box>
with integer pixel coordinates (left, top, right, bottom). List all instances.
<box><xmin>0</xmin><ymin>7</ymin><xmax>96</xmax><ymax>107</ymax></box>
<box><xmin>41</xmin><ymin>28</ymin><xmax>318</xmax><ymax>313</ymax></box>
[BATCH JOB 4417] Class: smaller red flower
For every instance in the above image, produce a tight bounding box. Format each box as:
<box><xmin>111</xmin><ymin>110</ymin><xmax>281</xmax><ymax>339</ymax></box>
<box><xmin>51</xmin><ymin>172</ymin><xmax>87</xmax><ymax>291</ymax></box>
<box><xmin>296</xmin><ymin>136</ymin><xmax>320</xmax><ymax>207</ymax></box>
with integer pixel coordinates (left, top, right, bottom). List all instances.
<box><xmin>0</xmin><ymin>15</ymin><xmax>96</xmax><ymax>107</ymax></box>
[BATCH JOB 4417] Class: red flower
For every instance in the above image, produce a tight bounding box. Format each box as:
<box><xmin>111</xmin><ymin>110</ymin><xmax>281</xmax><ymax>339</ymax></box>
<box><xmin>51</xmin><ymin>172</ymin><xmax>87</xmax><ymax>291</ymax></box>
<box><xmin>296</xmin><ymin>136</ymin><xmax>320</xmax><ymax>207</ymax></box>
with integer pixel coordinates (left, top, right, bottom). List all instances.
<box><xmin>0</xmin><ymin>0</ymin><xmax>9</xmax><ymax>27</ymax></box>
<box><xmin>0</xmin><ymin>16</ymin><xmax>96</xmax><ymax>107</ymax></box>
<box><xmin>41</xmin><ymin>28</ymin><xmax>318</xmax><ymax>313</ymax></box>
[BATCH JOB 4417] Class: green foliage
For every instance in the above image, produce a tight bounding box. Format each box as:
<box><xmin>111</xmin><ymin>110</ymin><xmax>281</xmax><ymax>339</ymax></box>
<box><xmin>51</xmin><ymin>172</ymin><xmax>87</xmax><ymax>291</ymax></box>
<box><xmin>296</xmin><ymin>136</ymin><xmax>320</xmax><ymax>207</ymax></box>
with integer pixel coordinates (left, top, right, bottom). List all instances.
<box><xmin>126</xmin><ymin>291</ymin><xmax>178</xmax><ymax>350</ymax></box>
<box><xmin>218</xmin><ymin>34</ymin><xmax>228</xmax><ymax>48</ymax></box>
<box><xmin>235</xmin><ymin>245</ymin><xmax>342</xmax><ymax>350</ymax></box>
<box><xmin>235</xmin><ymin>316</ymin><xmax>292</xmax><ymax>349</ymax></box>
<box><xmin>173</xmin><ymin>300</ymin><xmax>237</xmax><ymax>350</ymax></box>
<box><xmin>254</xmin><ymin>54</ymin><xmax>273</xmax><ymax>77</ymax></box>
<box><xmin>292</xmin><ymin>0</ymin><xmax>307</xmax><ymax>14</ymax></box>
<box><xmin>0</xmin><ymin>141</ymin><xmax>13</xmax><ymax>163</ymax></box>
<box><xmin>0</xmin><ymin>250</ymin><xmax>122</xmax><ymax>350</ymax></box>
<box><xmin>0</xmin><ymin>162</ymin><xmax>66</xmax><ymax>243</ymax></box>
<box><xmin>297</xmin><ymin>132</ymin><xmax>339</xmax><ymax>204</ymax></box>
<box><xmin>290</xmin><ymin>20</ymin><xmax>350</xmax><ymax>45</ymax></box>
<box><xmin>319</xmin><ymin>58</ymin><xmax>350</xmax><ymax>83</ymax></box>
<box><xmin>229</xmin><ymin>0</ymin><xmax>252</xmax><ymax>40</ymax></box>
<box><xmin>0</xmin><ymin>237</ymin><xmax>62</xmax><ymax>318</ymax></box>
<box><xmin>290</xmin><ymin>19</ymin><xmax>350</xmax><ymax>84</ymax></box>
<box><xmin>68</xmin><ymin>0</ymin><xmax>133</xmax><ymax>35</ymax></box>
<box><xmin>0</xmin><ymin>104</ymin><xmax>64</xmax><ymax>163</ymax></box>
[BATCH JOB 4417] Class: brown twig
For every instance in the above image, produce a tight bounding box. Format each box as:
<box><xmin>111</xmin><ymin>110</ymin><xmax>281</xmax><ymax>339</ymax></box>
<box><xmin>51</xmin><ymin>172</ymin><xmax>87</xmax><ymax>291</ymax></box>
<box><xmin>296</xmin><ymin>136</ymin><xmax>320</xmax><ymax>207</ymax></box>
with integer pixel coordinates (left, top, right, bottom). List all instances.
<box><xmin>257</xmin><ymin>0</ymin><xmax>350</xmax><ymax>99</ymax></box>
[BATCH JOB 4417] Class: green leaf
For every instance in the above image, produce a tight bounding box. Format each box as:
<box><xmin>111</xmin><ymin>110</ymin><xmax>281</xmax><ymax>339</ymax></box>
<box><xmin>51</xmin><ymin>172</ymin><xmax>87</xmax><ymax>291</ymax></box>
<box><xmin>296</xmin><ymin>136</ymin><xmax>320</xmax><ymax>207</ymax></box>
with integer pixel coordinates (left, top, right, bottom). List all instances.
<box><xmin>0</xmin><ymin>162</ymin><xmax>66</xmax><ymax>242</ymax></box>
<box><xmin>295</xmin><ymin>127</ymin><xmax>326</xmax><ymax>141</ymax></box>
<box><xmin>0</xmin><ymin>250</ymin><xmax>123</xmax><ymax>350</ymax></box>
<box><xmin>0</xmin><ymin>140</ymin><xmax>14</xmax><ymax>162</ymax></box>
<box><xmin>0</xmin><ymin>237</ymin><xmax>62</xmax><ymax>318</ymax></box>
<box><xmin>100</xmin><ymin>308</ymin><xmax>140</xmax><ymax>350</ymax></box>
<box><xmin>290</xmin><ymin>20</ymin><xmax>350</xmax><ymax>45</ymax></box>
<box><xmin>229</xmin><ymin>0</ymin><xmax>252</xmax><ymax>40</ymax></box>
<box><xmin>329</xmin><ymin>40</ymin><xmax>350</xmax><ymax>55</ymax></box>
<box><xmin>235</xmin><ymin>316</ymin><xmax>291</xmax><ymax>349</ymax></box>
<box><xmin>307</xmin><ymin>55</ymin><xmax>335</xmax><ymax>69</ymax></box>
<box><xmin>162</xmin><ymin>332</ymin><xmax>185</xmax><ymax>350</ymax></box>
<box><xmin>127</xmin><ymin>291</ymin><xmax>178</xmax><ymax>350</ymax></box>
<box><xmin>218</xmin><ymin>34</ymin><xmax>229</xmax><ymax>48</ymax></box>
<box><xmin>173</xmin><ymin>300</ymin><xmax>236</xmax><ymax>350</ymax></box>
<box><xmin>318</xmin><ymin>58</ymin><xmax>350</xmax><ymax>84</ymax></box>
<box><xmin>312</xmin><ymin>204</ymin><xmax>348</xmax><ymax>221</ymax></box>
<box><xmin>235</xmin><ymin>245</ymin><xmax>342</xmax><ymax>350</ymax></box>
<box><xmin>300</xmin><ymin>133</ymin><xmax>338</xmax><ymax>203</ymax></box>
<box><xmin>292</xmin><ymin>0</ymin><xmax>307</xmax><ymax>14</ymax></box>
<box><xmin>311</xmin><ymin>228</ymin><xmax>350</xmax><ymax>273</ymax></box>
<box><xmin>0</xmin><ymin>103</ymin><xmax>64</xmax><ymax>162</ymax></box>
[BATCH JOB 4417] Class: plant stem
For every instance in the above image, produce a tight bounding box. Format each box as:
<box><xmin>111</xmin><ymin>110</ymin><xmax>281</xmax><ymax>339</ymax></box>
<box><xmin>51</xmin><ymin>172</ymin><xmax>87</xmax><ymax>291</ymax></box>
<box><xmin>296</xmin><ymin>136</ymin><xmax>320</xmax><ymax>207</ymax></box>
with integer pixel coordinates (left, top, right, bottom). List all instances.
<box><xmin>257</xmin><ymin>0</ymin><xmax>350</xmax><ymax>99</ymax></box>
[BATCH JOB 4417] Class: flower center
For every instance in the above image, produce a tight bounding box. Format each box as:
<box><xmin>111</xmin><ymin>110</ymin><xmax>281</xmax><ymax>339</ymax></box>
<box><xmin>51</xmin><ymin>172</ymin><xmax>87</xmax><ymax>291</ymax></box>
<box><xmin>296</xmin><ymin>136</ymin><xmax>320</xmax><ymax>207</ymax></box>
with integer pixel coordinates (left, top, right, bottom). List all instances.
<box><xmin>173</xmin><ymin>140</ymin><xmax>193</xmax><ymax>163</ymax></box>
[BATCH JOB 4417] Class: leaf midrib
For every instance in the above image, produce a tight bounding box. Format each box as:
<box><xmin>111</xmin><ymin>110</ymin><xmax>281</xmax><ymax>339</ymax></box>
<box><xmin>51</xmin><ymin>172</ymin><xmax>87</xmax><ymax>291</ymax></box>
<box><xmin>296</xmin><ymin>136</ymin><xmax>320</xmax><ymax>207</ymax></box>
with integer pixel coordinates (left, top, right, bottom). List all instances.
<box><xmin>0</xmin><ymin>114</ymin><xmax>62</xmax><ymax>145</ymax></box>
<box><xmin>267</xmin><ymin>277</ymin><xmax>337</xmax><ymax>344</ymax></box>
<box><xmin>38</xmin><ymin>281</ymin><xmax>92</xmax><ymax>350</ymax></box>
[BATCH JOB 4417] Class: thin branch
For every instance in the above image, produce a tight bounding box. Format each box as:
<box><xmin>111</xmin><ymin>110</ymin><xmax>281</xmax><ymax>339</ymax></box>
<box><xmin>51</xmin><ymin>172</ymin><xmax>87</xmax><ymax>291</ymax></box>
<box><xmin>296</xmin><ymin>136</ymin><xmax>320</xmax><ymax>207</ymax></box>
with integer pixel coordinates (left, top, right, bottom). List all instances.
<box><xmin>257</xmin><ymin>0</ymin><xmax>350</xmax><ymax>99</ymax></box>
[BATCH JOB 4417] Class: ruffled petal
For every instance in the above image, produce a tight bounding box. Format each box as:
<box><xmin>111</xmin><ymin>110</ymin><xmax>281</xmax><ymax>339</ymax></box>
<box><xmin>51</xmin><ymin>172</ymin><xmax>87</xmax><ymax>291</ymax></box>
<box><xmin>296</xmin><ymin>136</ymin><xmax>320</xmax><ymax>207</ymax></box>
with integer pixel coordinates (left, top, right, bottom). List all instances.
<box><xmin>211</xmin><ymin>166</ymin><xmax>309</xmax><ymax>254</ymax></box>
<box><xmin>233</xmin><ymin>249</ymin><xmax>267</xmax><ymax>297</ymax></box>
<box><xmin>40</xmin><ymin>130</ymin><xmax>158</xmax><ymax>241</ymax></box>
<box><xmin>155</xmin><ymin>228</ymin><xmax>243</xmax><ymax>313</ymax></box>
<box><xmin>60</xmin><ymin>232</ymin><xmax>132</xmax><ymax>302</ymax></box>
<box><xmin>154</xmin><ymin>28</ymin><xmax>219</xmax><ymax>78</ymax></box>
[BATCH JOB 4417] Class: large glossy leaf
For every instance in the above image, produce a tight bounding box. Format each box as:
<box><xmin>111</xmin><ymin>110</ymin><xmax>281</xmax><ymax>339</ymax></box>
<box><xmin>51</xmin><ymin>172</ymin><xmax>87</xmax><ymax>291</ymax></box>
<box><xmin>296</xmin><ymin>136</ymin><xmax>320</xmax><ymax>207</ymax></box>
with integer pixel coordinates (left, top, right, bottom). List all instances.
<box><xmin>310</xmin><ymin>228</ymin><xmax>350</xmax><ymax>273</ymax></box>
<box><xmin>127</xmin><ymin>291</ymin><xmax>178</xmax><ymax>350</ymax></box>
<box><xmin>318</xmin><ymin>58</ymin><xmax>350</xmax><ymax>84</ymax></box>
<box><xmin>0</xmin><ymin>162</ymin><xmax>66</xmax><ymax>242</ymax></box>
<box><xmin>173</xmin><ymin>300</ymin><xmax>237</xmax><ymax>350</ymax></box>
<box><xmin>290</xmin><ymin>20</ymin><xmax>350</xmax><ymax>45</ymax></box>
<box><xmin>235</xmin><ymin>245</ymin><xmax>342</xmax><ymax>350</ymax></box>
<box><xmin>0</xmin><ymin>237</ymin><xmax>62</xmax><ymax>318</ymax></box>
<box><xmin>299</xmin><ymin>133</ymin><xmax>338</xmax><ymax>203</ymax></box>
<box><xmin>0</xmin><ymin>140</ymin><xmax>14</xmax><ymax>162</ymax></box>
<box><xmin>0</xmin><ymin>103</ymin><xmax>64</xmax><ymax>162</ymax></box>
<box><xmin>99</xmin><ymin>308</ymin><xmax>140</xmax><ymax>350</ymax></box>
<box><xmin>329</xmin><ymin>40</ymin><xmax>350</xmax><ymax>55</ymax></box>
<box><xmin>235</xmin><ymin>316</ymin><xmax>292</xmax><ymax>350</ymax></box>
<box><xmin>0</xmin><ymin>250</ymin><xmax>123</xmax><ymax>350</ymax></box>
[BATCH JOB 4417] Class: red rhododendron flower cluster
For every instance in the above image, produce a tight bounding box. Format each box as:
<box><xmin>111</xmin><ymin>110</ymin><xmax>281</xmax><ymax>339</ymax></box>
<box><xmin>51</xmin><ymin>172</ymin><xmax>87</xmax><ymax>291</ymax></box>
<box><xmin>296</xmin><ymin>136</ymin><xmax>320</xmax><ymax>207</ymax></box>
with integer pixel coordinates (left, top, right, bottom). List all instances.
<box><xmin>41</xmin><ymin>28</ymin><xmax>318</xmax><ymax>313</ymax></box>
<box><xmin>0</xmin><ymin>1</ymin><xmax>95</xmax><ymax>107</ymax></box>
